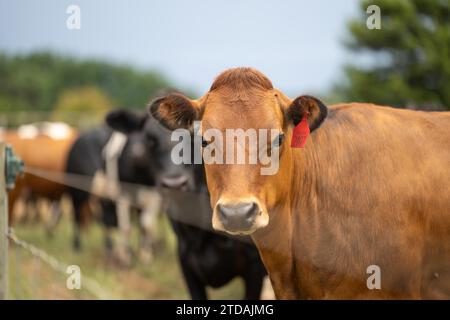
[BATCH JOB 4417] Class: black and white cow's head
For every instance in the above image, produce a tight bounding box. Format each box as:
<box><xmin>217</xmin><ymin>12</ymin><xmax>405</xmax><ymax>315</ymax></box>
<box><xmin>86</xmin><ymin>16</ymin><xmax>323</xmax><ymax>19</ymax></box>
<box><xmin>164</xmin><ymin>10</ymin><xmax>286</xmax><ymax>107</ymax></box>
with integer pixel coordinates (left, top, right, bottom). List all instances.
<box><xmin>106</xmin><ymin>109</ymin><xmax>196</xmax><ymax>191</ymax></box>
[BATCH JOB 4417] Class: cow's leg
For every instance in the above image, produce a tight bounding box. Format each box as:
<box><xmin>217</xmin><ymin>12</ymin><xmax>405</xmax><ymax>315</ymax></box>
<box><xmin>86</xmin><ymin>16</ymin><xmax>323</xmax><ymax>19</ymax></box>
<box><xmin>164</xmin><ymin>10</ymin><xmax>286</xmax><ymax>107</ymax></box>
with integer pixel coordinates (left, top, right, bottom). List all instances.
<box><xmin>73</xmin><ymin>223</ymin><xmax>82</xmax><ymax>251</ymax></box>
<box><xmin>70</xmin><ymin>190</ymin><xmax>88</xmax><ymax>251</ymax></box>
<box><xmin>116</xmin><ymin>196</ymin><xmax>132</xmax><ymax>266</ymax></box>
<box><xmin>72</xmin><ymin>204</ymin><xmax>83</xmax><ymax>251</ymax></box>
<box><xmin>102</xmin><ymin>198</ymin><xmax>132</xmax><ymax>267</ymax></box>
<box><xmin>101</xmin><ymin>200</ymin><xmax>117</xmax><ymax>257</ymax></box>
<box><xmin>138</xmin><ymin>192</ymin><xmax>162</xmax><ymax>264</ymax></box>
<box><xmin>138</xmin><ymin>208</ymin><xmax>155</xmax><ymax>265</ymax></box>
<box><xmin>179</xmin><ymin>256</ymin><xmax>208</xmax><ymax>300</ymax></box>
<box><xmin>169</xmin><ymin>218</ymin><xmax>207</xmax><ymax>299</ymax></box>
<box><xmin>29</xmin><ymin>195</ymin><xmax>41</xmax><ymax>224</ymax></box>
<box><xmin>8</xmin><ymin>185</ymin><xmax>20</xmax><ymax>224</ymax></box>
<box><xmin>21</xmin><ymin>191</ymin><xmax>34</xmax><ymax>224</ymax></box>
<box><xmin>103</xmin><ymin>226</ymin><xmax>113</xmax><ymax>253</ymax></box>
<box><xmin>243</xmin><ymin>266</ymin><xmax>266</xmax><ymax>300</ymax></box>
<box><xmin>46</xmin><ymin>200</ymin><xmax>62</xmax><ymax>236</ymax></box>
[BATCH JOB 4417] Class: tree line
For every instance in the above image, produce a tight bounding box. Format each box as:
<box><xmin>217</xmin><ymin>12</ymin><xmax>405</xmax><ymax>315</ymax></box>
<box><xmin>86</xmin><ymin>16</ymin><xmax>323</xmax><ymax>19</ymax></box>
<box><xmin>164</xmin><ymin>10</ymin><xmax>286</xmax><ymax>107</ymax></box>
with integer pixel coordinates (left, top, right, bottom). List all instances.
<box><xmin>0</xmin><ymin>52</ymin><xmax>173</xmax><ymax>127</ymax></box>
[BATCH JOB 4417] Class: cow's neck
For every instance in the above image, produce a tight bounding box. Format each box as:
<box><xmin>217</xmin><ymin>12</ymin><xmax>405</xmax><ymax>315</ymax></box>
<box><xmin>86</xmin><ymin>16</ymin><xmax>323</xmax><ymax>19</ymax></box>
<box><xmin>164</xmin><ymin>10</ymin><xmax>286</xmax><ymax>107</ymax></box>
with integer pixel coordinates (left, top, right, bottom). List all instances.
<box><xmin>286</xmin><ymin>132</ymin><xmax>352</xmax><ymax>299</ymax></box>
<box><xmin>252</xmin><ymin>200</ymin><xmax>299</xmax><ymax>299</ymax></box>
<box><xmin>291</xmin><ymin>144</ymin><xmax>328</xmax><ymax>298</ymax></box>
<box><xmin>251</xmin><ymin>137</ymin><xmax>328</xmax><ymax>299</ymax></box>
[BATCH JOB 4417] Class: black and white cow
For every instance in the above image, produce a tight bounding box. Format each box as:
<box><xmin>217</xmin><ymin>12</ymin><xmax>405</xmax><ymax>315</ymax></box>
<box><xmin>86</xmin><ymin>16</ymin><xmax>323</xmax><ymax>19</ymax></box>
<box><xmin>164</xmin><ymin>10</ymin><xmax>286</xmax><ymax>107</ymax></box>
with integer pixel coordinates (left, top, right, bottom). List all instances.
<box><xmin>105</xmin><ymin>108</ymin><xmax>268</xmax><ymax>299</ymax></box>
<box><xmin>65</xmin><ymin>124</ymin><xmax>162</xmax><ymax>266</ymax></box>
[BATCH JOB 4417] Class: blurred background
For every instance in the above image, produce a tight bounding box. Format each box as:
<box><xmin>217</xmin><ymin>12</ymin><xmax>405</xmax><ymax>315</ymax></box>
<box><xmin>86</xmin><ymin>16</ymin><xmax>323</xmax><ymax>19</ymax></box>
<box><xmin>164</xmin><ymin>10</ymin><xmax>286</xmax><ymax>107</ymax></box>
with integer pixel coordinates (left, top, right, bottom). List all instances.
<box><xmin>0</xmin><ymin>0</ymin><xmax>448</xmax><ymax>299</ymax></box>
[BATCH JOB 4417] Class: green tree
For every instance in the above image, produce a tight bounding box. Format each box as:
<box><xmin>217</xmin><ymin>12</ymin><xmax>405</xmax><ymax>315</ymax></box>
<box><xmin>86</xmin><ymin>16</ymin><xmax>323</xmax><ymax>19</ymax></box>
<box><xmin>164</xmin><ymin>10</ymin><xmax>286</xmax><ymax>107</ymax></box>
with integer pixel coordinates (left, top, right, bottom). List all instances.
<box><xmin>52</xmin><ymin>86</ymin><xmax>113</xmax><ymax>127</ymax></box>
<box><xmin>0</xmin><ymin>52</ymin><xmax>175</xmax><ymax>126</ymax></box>
<box><xmin>337</xmin><ymin>0</ymin><xmax>450</xmax><ymax>110</ymax></box>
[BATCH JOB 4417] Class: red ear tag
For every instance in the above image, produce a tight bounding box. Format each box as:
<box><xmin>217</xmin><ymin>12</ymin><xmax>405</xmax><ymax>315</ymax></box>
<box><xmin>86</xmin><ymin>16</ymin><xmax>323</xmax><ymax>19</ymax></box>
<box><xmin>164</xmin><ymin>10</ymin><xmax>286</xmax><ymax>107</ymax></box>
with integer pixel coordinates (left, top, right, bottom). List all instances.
<box><xmin>290</xmin><ymin>114</ymin><xmax>310</xmax><ymax>148</ymax></box>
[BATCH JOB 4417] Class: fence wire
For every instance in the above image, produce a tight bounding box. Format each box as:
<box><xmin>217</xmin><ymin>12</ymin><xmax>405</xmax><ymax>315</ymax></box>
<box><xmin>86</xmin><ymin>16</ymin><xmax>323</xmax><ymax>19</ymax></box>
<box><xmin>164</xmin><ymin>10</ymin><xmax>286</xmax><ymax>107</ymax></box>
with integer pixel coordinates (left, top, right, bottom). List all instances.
<box><xmin>2</xmin><ymin>165</ymin><xmax>251</xmax><ymax>300</ymax></box>
<box><xmin>7</xmin><ymin>227</ymin><xmax>114</xmax><ymax>300</ymax></box>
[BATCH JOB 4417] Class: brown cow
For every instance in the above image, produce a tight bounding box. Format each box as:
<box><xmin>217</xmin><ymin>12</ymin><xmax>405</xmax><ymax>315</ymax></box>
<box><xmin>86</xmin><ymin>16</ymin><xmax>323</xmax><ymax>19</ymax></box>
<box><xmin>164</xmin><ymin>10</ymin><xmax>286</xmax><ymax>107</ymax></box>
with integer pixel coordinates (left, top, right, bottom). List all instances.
<box><xmin>1</xmin><ymin>123</ymin><xmax>78</xmax><ymax>225</ymax></box>
<box><xmin>149</xmin><ymin>67</ymin><xmax>450</xmax><ymax>299</ymax></box>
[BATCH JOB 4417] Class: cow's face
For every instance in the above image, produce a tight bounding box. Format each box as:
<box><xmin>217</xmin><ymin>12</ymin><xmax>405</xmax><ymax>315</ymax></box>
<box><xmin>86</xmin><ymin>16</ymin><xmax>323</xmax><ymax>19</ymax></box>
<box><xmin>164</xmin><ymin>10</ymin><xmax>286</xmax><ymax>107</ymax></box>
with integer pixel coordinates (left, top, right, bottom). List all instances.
<box><xmin>150</xmin><ymin>68</ymin><xmax>327</xmax><ymax>235</ymax></box>
<box><xmin>106</xmin><ymin>110</ymin><xmax>195</xmax><ymax>190</ymax></box>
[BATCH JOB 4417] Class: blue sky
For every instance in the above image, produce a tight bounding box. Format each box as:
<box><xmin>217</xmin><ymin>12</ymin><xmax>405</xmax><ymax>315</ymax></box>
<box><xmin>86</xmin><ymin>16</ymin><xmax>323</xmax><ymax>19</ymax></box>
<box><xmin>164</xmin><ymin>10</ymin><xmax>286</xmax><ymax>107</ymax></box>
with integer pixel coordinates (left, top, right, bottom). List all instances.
<box><xmin>0</xmin><ymin>0</ymin><xmax>359</xmax><ymax>95</ymax></box>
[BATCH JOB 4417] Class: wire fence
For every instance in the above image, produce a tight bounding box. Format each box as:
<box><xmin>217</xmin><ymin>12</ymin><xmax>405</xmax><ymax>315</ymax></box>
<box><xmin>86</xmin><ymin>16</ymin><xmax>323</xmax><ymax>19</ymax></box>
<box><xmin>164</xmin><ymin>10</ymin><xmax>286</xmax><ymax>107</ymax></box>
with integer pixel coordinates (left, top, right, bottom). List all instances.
<box><xmin>0</xmin><ymin>161</ymin><xmax>229</xmax><ymax>300</ymax></box>
<box><xmin>23</xmin><ymin>166</ymin><xmax>216</xmax><ymax>230</ymax></box>
<box><xmin>1</xmin><ymin>161</ymin><xmax>150</xmax><ymax>300</ymax></box>
<box><xmin>1</xmin><ymin>117</ymin><xmax>261</xmax><ymax>299</ymax></box>
<box><xmin>7</xmin><ymin>227</ymin><xmax>112</xmax><ymax>299</ymax></box>
<box><xmin>0</xmin><ymin>148</ymin><xmax>172</xmax><ymax>299</ymax></box>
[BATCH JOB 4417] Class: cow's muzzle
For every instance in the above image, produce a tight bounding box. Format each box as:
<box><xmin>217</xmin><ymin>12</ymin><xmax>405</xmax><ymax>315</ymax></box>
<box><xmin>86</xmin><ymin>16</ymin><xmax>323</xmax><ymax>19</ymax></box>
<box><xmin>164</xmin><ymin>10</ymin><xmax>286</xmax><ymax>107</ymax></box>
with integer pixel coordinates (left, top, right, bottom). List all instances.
<box><xmin>216</xmin><ymin>201</ymin><xmax>260</xmax><ymax>233</ymax></box>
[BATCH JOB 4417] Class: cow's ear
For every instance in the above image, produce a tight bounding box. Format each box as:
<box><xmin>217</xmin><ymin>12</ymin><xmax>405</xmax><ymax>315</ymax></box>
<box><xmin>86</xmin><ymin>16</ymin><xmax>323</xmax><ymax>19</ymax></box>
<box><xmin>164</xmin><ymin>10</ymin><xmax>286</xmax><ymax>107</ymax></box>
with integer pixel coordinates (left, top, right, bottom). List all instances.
<box><xmin>149</xmin><ymin>93</ymin><xmax>202</xmax><ymax>130</ymax></box>
<box><xmin>106</xmin><ymin>109</ymin><xmax>147</xmax><ymax>133</ymax></box>
<box><xmin>287</xmin><ymin>95</ymin><xmax>328</xmax><ymax>131</ymax></box>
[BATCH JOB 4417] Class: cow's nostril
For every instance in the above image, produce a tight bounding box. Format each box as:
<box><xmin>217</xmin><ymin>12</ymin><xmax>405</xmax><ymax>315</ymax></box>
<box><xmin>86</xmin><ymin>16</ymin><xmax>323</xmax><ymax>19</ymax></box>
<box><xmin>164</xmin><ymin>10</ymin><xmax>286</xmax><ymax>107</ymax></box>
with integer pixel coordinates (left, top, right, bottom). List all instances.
<box><xmin>245</xmin><ymin>202</ymin><xmax>258</xmax><ymax>219</ymax></box>
<box><xmin>217</xmin><ymin>202</ymin><xmax>259</xmax><ymax>230</ymax></box>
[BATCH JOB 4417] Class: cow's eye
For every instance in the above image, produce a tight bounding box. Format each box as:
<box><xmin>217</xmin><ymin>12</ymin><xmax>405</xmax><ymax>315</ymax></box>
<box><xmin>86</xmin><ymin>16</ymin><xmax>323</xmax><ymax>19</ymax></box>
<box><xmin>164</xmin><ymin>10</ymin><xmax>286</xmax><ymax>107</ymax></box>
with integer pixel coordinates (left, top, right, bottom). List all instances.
<box><xmin>272</xmin><ymin>133</ymin><xmax>285</xmax><ymax>148</ymax></box>
<box><xmin>202</xmin><ymin>137</ymin><xmax>210</xmax><ymax>147</ymax></box>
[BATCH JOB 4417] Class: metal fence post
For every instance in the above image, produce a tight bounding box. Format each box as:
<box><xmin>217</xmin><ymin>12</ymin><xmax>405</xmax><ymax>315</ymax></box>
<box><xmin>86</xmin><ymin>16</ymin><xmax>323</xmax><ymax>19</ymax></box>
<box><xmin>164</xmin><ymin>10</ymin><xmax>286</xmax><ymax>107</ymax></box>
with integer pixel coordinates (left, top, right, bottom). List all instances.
<box><xmin>0</xmin><ymin>142</ymin><xmax>7</xmax><ymax>299</ymax></box>
<box><xmin>0</xmin><ymin>143</ymin><xmax>23</xmax><ymax>300</ymax></box>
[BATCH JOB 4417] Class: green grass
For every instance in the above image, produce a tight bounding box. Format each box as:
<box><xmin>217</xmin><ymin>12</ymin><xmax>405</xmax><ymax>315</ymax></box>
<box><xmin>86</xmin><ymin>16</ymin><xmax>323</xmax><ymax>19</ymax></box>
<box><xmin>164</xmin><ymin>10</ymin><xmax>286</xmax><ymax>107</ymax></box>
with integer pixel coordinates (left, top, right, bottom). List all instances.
<box><xmin>7</xmin><ymin>211</ymin><xmax>243</xmax><ymax>300</ymax></box>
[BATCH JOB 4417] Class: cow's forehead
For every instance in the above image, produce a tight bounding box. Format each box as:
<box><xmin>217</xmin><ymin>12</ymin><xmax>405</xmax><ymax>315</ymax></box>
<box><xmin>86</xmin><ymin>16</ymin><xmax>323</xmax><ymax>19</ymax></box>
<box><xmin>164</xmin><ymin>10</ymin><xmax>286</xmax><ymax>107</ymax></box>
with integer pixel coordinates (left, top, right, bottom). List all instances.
<box><xmin>202</xmin><ymin>90</ymin><xmax>283</xmax><ymax>130</ymax></box>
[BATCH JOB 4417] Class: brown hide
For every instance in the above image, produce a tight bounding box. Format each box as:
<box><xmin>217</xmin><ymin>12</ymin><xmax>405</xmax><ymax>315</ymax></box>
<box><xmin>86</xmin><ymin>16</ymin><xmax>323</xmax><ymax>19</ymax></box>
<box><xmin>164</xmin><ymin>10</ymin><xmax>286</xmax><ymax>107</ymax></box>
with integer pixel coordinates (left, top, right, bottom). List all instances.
<box><xmin>149</xmin><ymin>68</ymin><xmax>450</xmax><ymax>299</ymax></box>
<box><xmin>255</xmin><ymin>104</ymin><xmax>450</xmax><ymax>299</ymax></box>
<box><xmin>2</xmin><ymin>130</ymin><xmax>78</xmax><ymax>224</ymax></box>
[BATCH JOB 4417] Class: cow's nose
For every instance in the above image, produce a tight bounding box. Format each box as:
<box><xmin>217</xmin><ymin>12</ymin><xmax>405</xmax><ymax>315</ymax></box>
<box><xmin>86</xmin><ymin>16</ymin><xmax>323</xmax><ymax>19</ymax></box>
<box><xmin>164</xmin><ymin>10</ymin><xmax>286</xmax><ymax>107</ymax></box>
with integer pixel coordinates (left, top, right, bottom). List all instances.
<box><xmin>217</xmin><ymin>202</ymin><xmax>259</xmax><ymax>231</ymax></box>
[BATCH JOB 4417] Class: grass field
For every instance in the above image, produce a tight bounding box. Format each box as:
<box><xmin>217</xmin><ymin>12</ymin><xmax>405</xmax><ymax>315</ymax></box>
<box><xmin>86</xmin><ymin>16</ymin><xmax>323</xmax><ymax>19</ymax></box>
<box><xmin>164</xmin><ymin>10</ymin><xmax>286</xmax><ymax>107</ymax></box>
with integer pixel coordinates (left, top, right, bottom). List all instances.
<box><xmin>7</xmin><ymin>207</ymin><xmax>244</xmax><ymax>300</ymax></box>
